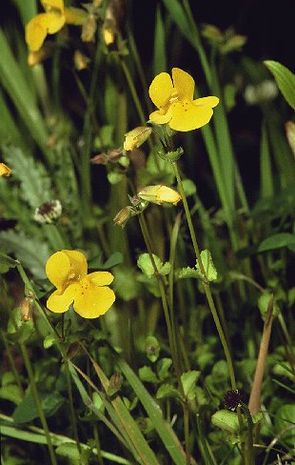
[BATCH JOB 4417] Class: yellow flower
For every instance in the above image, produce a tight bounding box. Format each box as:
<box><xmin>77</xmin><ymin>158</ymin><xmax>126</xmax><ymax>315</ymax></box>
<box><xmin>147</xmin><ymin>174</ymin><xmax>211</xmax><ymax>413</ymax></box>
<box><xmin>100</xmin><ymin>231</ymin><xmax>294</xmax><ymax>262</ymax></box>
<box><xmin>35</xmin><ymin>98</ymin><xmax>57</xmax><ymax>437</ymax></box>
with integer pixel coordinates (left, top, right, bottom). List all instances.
<box><xmin>137</xmin><ymin>185</ymin><xmax>181</xmax><ymax>205</ymax></box>
<box><xmin>45</xmin><ymin>250</ymin><xmax>115</xmax><ymax>319</ymax></box>
<box><xmin>0</xmin><ymin>163</ymin><xmax>12</xmax><ymax>177</ymax></box>
<box><xmin>26</xmin><ymin>0</ymin><xmax>87</xmax><ymax>52</ymax></box>
<box><xmin>148</xmin><ymin>67</ymin><xmax>219</xmax><ymax>132</ymax></box>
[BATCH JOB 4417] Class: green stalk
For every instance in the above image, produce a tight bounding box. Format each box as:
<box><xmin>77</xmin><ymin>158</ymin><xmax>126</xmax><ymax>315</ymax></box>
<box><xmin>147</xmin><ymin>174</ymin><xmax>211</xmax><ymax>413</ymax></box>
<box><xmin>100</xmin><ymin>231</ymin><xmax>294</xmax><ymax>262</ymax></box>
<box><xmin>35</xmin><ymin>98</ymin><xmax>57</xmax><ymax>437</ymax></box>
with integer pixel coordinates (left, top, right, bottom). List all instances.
<box><xmin>172</xmin><ymin>162</ymin><xmax>237</xmax><ymax>390</ymax></box>
<box><xmin>19</xmin><ymin>342</ymin><xmax>58</xmax><ymax>465</ymax></box>
<box><xmin>119</xmin><ymin>58</ymin><xmax>147</xmax><ymax>126</ymax></box>
<box><xmin>138</xmin><ymin>214</ymin><xmax>180</xmax><ymax>377</ymax></box>
<box><xmin>1</xmin><ymin>331</ymin><xmax>24</xmax><ymax>396</ymax></box>
<box><xmin>65</xmin><ymin>364</ymin><xmax>81</xmax><ymax>455</ymax></box>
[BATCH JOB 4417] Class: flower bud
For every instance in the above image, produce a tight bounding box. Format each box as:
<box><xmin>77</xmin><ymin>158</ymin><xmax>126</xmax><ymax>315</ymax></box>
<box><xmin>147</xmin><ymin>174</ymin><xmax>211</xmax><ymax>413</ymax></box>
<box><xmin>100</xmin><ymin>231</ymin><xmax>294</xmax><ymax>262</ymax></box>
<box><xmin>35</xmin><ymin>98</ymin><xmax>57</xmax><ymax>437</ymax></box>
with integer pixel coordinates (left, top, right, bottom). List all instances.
<box><xmin>113</xmin><ymin>206</ymin><xmax>133</xmax><ymax>228</ymax></box>
<box><xmin>102</xmin><ymin>19</ymin><xmax>116</xmax><ymax>46</ymax></box>
<box><xmin>0</xmin><ymin>163</ymin><xmax>12</xmax><ymax>177</ymax></box>
<box><xmin>137</xmin><ymin>185</ymin><xmax>181</xmax><ymax>206</ymax></box>
<box><xmin>285</xmin><ymin>121</ymin><xmax>295</xmax><ymax>157</ymax></box>
<box><xmin>74</xmin><ymin>50</ymin><xmax>90</xmax><ymax>71</ymax></box>
<box><xmin>123</xmin><ymin>126</ymin><xmax>152</xmax><ymax>151</ymax></box>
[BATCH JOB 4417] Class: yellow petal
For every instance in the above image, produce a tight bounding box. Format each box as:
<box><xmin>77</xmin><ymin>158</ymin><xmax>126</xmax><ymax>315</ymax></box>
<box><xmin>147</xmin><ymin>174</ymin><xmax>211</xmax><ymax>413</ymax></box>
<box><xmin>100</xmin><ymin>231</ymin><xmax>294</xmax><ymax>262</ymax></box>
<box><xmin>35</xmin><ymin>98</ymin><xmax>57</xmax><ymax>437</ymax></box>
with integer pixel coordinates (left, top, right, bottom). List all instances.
<box><xmin>88</xmin><ymin>271</ymin><xmax>114</xmax><ymax>286</ymax></box>
<box><xmin>194</xmin><ymin>96</ymin><xmax>219</xmax><ymax>108</ymax></box>
<box><xmin>149</xmin><ymin>72</ymin><xmax>173</xmax><ymax>109</ymax></box>
<box><xmin>45</xmin><ymin>249</ymin><xmax>87</xmax><ymax>290</ymax></box>
<box><xmin>41</xmin><ymin>0</ymin><xmax>64</xmax><ymax>13</ymax></box>
<box><xmin>25</xmin><ymin>15</ymin><xmax>48</xmax><ymax>51</ymax></box>
<box><xmin>73</xmin><ymin>279</ymin><xmax>116</xmax><ymax>319</ymax></box>
<box><xmin>172</xmin><ymin>68</ymin><xmax>195</xmax><ymax>100</ymax></box>
<box><xmin>46</xmin><ymin>284</ymin><xmax>79</xmax><ymax>313</ymax></box>
<box><xmin>149</xmin><ymin>109</ymin><xmax>172</xmax><ymax>125</ymax></box>
<box><xmin>64</xmin><ymin>7</ymin><xmax>87</xmax><ymax>25</ymax></box>
<box><xmin>0</xmin><ymin>163</ymin><xmax>12</xmax><ymax>177</ymax></box>
<box><xmin>42</xmin><ymin>11</ymin><xmax>65</xmax><ymax>34</ymax></box>
<box><xmin>169</xmin><ymin>100</ymin><xmax>214</xmax><ymax>132</ymax></box>
<box><xmin>138</xmin><ymin>185</ymin><xmax>181</xmax><ymax>205</ymax></box>
<box><xmin>63</xmin><ymin>250</ymin><xmax>88</xmax><ymax>277</ymax></box>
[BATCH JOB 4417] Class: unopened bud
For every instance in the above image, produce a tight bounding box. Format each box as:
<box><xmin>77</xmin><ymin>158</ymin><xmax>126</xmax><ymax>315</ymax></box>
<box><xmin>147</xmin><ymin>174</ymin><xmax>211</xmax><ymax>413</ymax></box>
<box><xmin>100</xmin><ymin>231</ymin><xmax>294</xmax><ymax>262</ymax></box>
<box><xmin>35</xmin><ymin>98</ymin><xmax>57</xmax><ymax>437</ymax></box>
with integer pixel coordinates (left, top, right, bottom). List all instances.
<box><xmin>123</xmin><ymin>126</ymin><xmax>152</xmax><ymax>151</ymax></box>
<box><xmin>102</xmin><ymin>19</ymin><xmax>116</xmax><ymax>46</ymax></box>
<box><xmin>74</xmin><ymin>50</ymin><xmax>90</xmax><ymax>71</ymax></box>
<box><xmin>285</xmin><ymin>121</ymin><xmax>295</xmax><ymax>157</ymax></box>
<box><xmin>137</xmin><ymin>185</ymin><xmax>181</xmax><ymax>206</ymax></box>
<box><xmin>113</xmin><ymin>206</ymin><xmax>133</xmax><ymax>228</ymax></box>
<box><xmin>107</xmin><ymin>372</ymin><xmax>122</xmax><ymax>396</ymax></box>
<box><xmin>81</xmin><ymin>14</ymin><xmax>97</xmax><ymax>42</ymax></box>
<box><xmin>20</xmin><ymin>297</ymin><xmax>33</xmax><ymax>321</ymax></box>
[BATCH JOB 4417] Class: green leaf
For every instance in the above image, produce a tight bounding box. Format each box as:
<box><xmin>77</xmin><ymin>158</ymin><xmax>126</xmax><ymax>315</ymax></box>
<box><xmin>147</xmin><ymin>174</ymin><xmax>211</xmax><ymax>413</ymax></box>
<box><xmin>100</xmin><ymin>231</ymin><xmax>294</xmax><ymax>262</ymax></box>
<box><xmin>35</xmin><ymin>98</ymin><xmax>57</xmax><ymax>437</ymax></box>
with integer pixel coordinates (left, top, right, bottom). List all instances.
<box><xmin>264</xmin><ymin>60</ymin><xmax>295</xmax><ymax>110</ymax></box>
<box><xmin>182</xmin><ymin>179</ymin><xmax>196</xmax><ymax>197</ymax></box>
<box><xmin>274</xmin><ymin>404</ymin><xmax>295</xmax><ymax>446</ymax></box>
<box><xmin>180</xmin><ymin>370</ymin><xmax>200</xmax><ymax>400</ymax></box>
<box><xmin>156</xmin><ymin>384</ymin><xmax>182</xmax><ymax>401</ymax></box>
<box><xmin>0</xmin><ymin>230</ymin><xmax>50</xmax><ymax>279</ymax></box>
<box><xmin>196</xmin><ymin>249</ymin><xmax>218</xmax><ymax>282</ymax></box>
<box><xmin>12</xmin><ymin>390</ymin><xmax>64</xmax><ymax>424</ymax></box>
<box><xmin>0</xmin><ymin>384</ymin><xmax>23</xmax><ymax>405</ymax></box>
<box><xmin>257</xmin><ymin>292</ymin><xmax>280</xmax><ymax>319</ymax></box>
<box><xmin>137</xmin><ymin>253</ymin><xmax>171</xmax><ymax>278</ymax></box>
<box><xmin>257</xmin><ymin>232</ymin><xmax>295</xmax><ymax>252</ymax></box>
<box><xmin>157</xmin><ymin>358</ymin><xmax>172</xmax><ymax>381</ymax></box>
<box><xmin>56</xmin><ymin>442</ymin><xmax>91</xmax><ymax>465</ymax></box>
<box><xmin>145</xmin><ymin>336</ymin><xmax>160</xmax><ymax>363</ymax></box>
<box><xmin>3</xmin><ymin>146</ymin><xmax>52</xmax><ymax>208</ymax></box>
<box><xmin>211</xmin><ymin>409</ymin><xmax>240</xmax><ymax>434</ymax></box>
<box><xmin>0</xmin><ymin>252</ymin><xmax>18</xmax><ymax>274</ymax></box>
<box><xmin>102</xmin><ymin>252</ymin><xmax>123</xmax><ymax>269</ymax></box>
<box><xmin>13</xmin><ymin>390</ymin><xmax>38</xmax><ymax>424</ymax></box>
<box><xmin>139</xmin><ymin>366</ymin><xmax>159</xmax><ymax>384</ymax></box>
<box><xmin>176</xmin><ymin>266</ymin><xmax>199</xmax><ymax>279</ymax></box>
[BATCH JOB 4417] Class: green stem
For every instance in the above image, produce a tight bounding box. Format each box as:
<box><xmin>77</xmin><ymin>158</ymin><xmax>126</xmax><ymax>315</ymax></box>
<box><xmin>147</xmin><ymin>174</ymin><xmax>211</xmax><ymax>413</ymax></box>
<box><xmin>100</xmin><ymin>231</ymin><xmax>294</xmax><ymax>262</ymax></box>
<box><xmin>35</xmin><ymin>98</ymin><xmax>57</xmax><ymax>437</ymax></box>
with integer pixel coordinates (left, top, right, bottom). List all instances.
<box><xmin>93</xmin><ymin>424</ymin><xmax>104</xmax><ymax>465</ymax></box>
<box><xmin>241</xmin><ymin>404</ymin><xmax>255</xmax><ymax>465</ymax></box>
<box><xmin>172</xmin><ymin>162</ymin><xmax>237</xmax><ymax>390</ymax></box>
<box><xmin>183</xmin><ymin>403</ymin><xmax>191</xmax><ymax>465</ymax></box>
<box><xmin>119</xmin><ymin>58</ymin><xmax>147</xmax><ymax>126</ymax></box>
<box><xmin>1</xmin><ymin>331</ymin><xmax>24</xmax><ymax>395</ymax></box>
<box><xmin>138</xmin><ymin>214</ymin><xmax>181</xmax><ymax>379</ymax></box>
<box><xmin>19</xmin><ymin>342</ymin><xmax>58</xmax><ymax>465</ymax></box>
<box><xmin>65</xmin><ymin>364</ymin><xmax>81</xmax><ymax>454</ymax></box>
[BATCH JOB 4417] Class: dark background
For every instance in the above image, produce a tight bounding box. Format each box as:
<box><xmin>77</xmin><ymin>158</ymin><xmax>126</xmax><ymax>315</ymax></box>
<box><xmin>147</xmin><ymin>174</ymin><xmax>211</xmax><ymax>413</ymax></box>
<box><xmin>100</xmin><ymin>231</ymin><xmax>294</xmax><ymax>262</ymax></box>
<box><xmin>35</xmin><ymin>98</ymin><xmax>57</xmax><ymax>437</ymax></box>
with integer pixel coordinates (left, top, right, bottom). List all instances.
<box><xmin>132</xmin><ymin>0</ymin><xmax>294</xmax><ymax>70</ymax></box>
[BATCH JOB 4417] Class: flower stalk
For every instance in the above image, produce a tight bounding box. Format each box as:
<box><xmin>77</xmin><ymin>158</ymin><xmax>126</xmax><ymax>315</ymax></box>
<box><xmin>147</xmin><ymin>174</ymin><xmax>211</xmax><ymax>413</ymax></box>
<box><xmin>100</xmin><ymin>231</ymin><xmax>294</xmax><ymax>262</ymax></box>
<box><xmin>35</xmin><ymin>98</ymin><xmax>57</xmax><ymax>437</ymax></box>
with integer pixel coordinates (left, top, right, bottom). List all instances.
<box><xmin>172</xmin><ymin>161</ymin><xmax>237</xmax><ymax>390</ymax></box>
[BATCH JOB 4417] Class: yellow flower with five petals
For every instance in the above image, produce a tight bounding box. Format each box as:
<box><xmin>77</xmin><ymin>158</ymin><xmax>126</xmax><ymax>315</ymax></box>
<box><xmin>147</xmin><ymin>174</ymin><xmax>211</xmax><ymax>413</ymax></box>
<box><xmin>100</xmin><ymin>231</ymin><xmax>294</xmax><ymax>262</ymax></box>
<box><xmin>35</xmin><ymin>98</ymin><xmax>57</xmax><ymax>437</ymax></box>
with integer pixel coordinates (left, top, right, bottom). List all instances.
<box><xmin>148</xmin><ymin>67</ymin><xmax>219</xmax><ymax>132</ymax></box>
<box><xmin>45</xmin><ymin>249</ymin><xmax>115</xmax><ymax>319</ymax></box>
<box><xmin>26</xmin><ymin>0</ymin><xmax>87</xmax><ymax>52</ymax></box>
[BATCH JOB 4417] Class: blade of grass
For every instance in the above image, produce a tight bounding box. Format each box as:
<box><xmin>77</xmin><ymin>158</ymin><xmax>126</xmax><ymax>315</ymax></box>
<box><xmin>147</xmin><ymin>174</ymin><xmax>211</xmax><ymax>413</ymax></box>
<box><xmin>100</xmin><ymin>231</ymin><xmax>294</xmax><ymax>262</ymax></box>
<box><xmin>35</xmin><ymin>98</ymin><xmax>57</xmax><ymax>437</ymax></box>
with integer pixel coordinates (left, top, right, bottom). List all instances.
<box><xmin>69</xmin><ymin>360</ymin><xmax>161</xmax><ymax>465</ymax></box>
<box><xmin>153</xmin><ymin>6</ymin><xmax>167</xmax><ymax>75</ymax></box>
<box><xmin>260</xmin><ymin>122</ymin><xmax>274</xmax><ymax>198</ymax></box>
<box><xmin>0</xmin><ymin>417</ymin><xmax>133</xmax><ymax>465</ymax></box>
<box><xmin>0</xmin><ymin>30</ymin><xmax>50</xmax><ymax>156</ymax></box>
<box><xmin>117</xmin><ymin>358</ymin><xmax>191</xmax><ymax>465</ymax></box>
